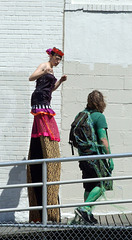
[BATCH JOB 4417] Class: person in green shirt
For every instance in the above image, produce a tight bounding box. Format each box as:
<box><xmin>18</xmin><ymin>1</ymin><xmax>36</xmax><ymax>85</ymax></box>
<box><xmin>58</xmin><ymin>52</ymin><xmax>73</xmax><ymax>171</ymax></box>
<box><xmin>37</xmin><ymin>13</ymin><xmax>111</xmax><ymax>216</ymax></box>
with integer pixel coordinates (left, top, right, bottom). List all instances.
<box><xmin>75</xmin><ymin>90</ymin><xmax>114</xmax><ymax>224</ymax></box>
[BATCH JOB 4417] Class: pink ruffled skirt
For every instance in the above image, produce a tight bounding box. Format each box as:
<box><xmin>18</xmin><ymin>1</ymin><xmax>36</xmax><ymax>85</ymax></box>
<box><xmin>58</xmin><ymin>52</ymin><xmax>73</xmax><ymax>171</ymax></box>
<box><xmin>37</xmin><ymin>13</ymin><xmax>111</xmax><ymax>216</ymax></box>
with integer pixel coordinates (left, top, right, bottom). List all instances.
<box><xmin>31</xmin><ymin>108</ymin><xmax>60</xmax><ymax>142</ymax></box>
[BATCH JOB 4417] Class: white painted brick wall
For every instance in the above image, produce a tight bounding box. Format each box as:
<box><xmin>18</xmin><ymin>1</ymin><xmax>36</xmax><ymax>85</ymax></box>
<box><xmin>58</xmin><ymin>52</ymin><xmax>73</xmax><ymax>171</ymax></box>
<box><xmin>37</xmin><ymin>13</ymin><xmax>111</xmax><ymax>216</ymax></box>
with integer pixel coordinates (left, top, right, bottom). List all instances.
<box><xmin>61</xmin><ymin>7</ymin><xmax>132</xmax><ymax>217</ymax></box>
<box><xmin>0</xmin><ymin>0</ymin><xmax>64</xmax><ymax>222</ymax></box>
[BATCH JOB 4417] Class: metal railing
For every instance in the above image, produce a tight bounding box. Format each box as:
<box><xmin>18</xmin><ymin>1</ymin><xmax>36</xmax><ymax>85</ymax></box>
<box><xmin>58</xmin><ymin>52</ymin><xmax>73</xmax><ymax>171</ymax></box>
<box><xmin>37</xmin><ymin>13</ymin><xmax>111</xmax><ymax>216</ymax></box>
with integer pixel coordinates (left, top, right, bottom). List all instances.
<box><xmin>0</xmin><ymin>152</ymin><xmax>132</xmax><ymax>225</ymax></box>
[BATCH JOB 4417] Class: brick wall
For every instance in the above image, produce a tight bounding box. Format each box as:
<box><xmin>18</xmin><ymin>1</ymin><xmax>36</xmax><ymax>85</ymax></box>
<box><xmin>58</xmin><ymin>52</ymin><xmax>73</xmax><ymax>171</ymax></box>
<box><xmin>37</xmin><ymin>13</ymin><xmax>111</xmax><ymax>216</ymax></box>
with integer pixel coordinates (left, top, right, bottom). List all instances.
<box><xmin>1</xmin><ymin>0</ymin><xmax>132</xmax><ymax>222</ymax></box>
<box><xmin>0</xmin><ymin>0</ymin><xmax>64</xmax><ymax>222</ymax></box>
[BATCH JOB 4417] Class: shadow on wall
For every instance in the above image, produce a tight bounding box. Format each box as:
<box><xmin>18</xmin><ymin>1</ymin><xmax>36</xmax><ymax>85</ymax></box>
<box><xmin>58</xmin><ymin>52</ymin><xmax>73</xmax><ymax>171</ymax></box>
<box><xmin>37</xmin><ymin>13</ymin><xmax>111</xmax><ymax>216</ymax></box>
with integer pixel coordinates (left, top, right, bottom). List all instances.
<box><xmin>0</xmin><ymin>158</ymin><xmax>26</xmax><ymax>223</ymax></box>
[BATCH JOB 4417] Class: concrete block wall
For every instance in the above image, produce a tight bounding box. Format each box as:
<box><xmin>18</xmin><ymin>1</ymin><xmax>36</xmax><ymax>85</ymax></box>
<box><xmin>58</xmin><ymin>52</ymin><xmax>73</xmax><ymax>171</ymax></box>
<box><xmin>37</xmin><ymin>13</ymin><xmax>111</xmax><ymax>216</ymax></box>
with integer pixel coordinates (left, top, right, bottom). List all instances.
<box><xmin>60</xmin><ymin>4</ymin><xmax>132</xmax><ymax>217</ymax></box>
<box><xmin>0</xmin><ymin>0</ymin><xmax>64</xmax><ymax>222</ymax></box>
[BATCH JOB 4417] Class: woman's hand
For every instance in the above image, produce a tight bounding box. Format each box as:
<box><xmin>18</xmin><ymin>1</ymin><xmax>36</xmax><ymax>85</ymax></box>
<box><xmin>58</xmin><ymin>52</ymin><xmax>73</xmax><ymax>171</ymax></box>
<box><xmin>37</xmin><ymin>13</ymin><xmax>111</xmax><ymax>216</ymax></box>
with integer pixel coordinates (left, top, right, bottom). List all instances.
<box><xmin>60</xmin><ymin>75</ymin><xmax>67</xmax><ymax>83</ymax></box>
<box><xmin>44</xmin><ymin>68</ymin><xmax>54</xmax><ymax>75</ymax></box>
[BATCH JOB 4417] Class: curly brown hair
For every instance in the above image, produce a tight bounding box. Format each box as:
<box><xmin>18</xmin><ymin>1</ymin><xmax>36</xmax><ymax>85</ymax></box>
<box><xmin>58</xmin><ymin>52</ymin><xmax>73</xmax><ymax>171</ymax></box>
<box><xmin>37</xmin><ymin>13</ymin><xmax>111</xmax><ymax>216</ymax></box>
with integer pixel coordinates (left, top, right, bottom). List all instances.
<box><xmin>86</xmin><ymin>90</ymin><xmax>106</xmax><ymax>113</ymax></box>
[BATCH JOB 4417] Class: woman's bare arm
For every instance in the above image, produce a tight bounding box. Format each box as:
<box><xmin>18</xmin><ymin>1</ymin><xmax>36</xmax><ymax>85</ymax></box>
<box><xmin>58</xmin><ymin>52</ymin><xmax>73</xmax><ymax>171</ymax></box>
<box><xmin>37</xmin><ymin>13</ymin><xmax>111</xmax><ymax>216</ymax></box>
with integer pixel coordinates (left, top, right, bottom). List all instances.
<box><xmin>52</xmin><ymin>75</ymin><xmax>67</xmax><ymax>91</ymax></box>
<box><xmin>29</xmin><ymin>63</ymin><xmax>47</xmax><ymax>81</ymax></box>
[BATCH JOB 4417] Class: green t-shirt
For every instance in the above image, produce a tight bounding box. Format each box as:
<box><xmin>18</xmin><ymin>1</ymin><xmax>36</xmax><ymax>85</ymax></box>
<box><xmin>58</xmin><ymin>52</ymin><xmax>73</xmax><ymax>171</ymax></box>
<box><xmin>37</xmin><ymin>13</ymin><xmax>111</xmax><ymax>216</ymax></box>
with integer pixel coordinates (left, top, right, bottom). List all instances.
<box><xmin>90</xmin><ymin>111</ymin><xmax>108</xmax><ymax>133</ymax></box>
<box><xmin>89</xmin><ymin>110</ymin><xmax>108</xmax><ymax>152</ymax></box>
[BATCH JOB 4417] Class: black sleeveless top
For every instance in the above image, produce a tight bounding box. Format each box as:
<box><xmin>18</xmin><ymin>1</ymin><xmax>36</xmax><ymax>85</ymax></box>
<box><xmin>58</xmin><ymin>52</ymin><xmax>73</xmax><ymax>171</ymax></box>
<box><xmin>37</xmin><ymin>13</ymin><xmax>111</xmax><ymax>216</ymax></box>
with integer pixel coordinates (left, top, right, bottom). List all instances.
<box><xmin>31</xmin><ymin>73</ymin><xmax>57</xmax><ymax>107</ymax></box>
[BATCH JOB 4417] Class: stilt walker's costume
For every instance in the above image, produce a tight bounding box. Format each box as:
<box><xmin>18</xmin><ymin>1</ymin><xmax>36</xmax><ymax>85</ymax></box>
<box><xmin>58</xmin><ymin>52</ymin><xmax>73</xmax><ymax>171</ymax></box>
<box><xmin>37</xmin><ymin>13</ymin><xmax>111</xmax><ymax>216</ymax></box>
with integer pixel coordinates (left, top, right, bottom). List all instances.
<box><xmin>27</xmin><ymin>73</ymin><xmax>61</xmax><ymax>223</ymax></box>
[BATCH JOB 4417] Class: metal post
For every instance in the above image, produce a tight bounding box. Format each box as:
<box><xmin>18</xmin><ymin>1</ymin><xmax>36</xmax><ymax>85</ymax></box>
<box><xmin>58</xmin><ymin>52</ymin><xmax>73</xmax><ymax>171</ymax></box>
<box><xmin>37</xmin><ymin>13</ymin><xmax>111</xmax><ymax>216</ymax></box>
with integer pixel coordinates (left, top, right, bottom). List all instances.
<box><xmin>42</xmin><ymin>160</ymin><xmax>47</xmax><ymax>225</ymax></box>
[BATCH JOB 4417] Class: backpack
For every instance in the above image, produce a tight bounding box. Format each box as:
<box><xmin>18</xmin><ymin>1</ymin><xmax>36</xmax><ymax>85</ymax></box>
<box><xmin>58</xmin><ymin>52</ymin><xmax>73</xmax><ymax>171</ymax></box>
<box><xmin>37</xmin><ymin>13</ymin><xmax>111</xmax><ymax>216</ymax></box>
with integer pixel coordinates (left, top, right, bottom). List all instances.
<box><xmin>69</xmin><ymin>110</ymin><xmax>98</xmax><ymax>155</ymax></box>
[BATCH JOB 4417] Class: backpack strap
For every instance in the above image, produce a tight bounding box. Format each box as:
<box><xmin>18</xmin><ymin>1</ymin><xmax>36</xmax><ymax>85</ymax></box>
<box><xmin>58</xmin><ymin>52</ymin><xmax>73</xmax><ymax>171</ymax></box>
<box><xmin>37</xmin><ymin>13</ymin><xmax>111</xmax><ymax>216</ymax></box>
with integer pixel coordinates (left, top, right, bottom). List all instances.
<box><xmin>69</xmin><ymin>134</ymin><xmax>75</xmax><ymax>155</ymax></box>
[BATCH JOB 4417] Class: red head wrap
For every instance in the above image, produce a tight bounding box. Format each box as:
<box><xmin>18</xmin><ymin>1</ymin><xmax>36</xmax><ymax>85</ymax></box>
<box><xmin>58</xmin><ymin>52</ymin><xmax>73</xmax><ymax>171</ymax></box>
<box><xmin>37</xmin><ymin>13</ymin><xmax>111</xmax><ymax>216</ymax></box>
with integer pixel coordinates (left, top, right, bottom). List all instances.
<box><xmin>52</xmin><ymin>47</ymin><xmax>64</xmax><ymax>57</ymax></box>
<box><xmin>46</xmin><ymin>47</ymin><xmax>64</xmax><ymax>57</ymax></box>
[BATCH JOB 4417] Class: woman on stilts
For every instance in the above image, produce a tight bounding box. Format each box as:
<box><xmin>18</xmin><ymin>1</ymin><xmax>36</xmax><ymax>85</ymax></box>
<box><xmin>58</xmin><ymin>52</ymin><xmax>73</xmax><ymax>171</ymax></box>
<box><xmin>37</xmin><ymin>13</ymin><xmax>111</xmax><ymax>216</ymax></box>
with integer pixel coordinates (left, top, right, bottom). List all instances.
<box><xmin>27</xmin><ymin>47</ymin><xmax>67</xmax><ymax>223</ymax></box>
